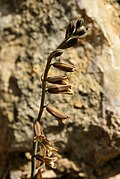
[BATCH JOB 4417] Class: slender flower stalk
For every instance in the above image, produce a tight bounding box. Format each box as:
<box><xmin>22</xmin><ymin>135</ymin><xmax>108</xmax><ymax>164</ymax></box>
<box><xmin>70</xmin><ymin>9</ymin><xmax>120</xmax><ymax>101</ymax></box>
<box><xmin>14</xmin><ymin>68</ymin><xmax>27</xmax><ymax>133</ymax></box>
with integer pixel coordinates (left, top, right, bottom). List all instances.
<box><xmin>31</xmin><ymin>18</ymin><xmax>87</xmax><ymax>179</ymax></box>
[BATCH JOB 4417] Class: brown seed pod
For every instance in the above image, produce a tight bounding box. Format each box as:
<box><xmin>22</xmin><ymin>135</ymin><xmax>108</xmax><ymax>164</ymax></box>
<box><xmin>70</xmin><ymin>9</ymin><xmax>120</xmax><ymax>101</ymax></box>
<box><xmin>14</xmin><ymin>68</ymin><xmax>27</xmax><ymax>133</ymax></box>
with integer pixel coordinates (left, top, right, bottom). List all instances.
<box><xmin>46</xmin><ymin>105</ymin><xmax>69</xmax><ymax>121</ymax></box>
<box><xmin>47</xmin><ymin>85</ymin><xmax>72</xmax><ymax>94</ymax></box>
<box><xmin>52</xmin><ymin>62</ymin><xmax>75</xmax><ymax>72</ymax></box>
<box><xmin>46</xmin><ymin>76</ymin><xmax>68</xmax><ymax>85</ymax></box>
<box><xmin>59</xmin><ymin>37</ymin><xmax>78</xmax><ymax>49</ymax></box>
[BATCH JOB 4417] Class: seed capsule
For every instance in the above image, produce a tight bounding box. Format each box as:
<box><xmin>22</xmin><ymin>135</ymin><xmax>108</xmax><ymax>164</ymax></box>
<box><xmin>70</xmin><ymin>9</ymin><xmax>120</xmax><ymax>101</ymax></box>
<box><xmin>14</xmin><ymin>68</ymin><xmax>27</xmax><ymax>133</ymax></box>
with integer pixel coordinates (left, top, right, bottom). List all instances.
<box><xmin>47</xmin><ymin>85</ymin><xmax>72</xmax><ymax>94</ymax></box>
<box><xmin>52</xmin><ymin>62</ymin><xmax>75</xmax><ymax>72</ymax></box>
<box><xmin>46</xmin><ymin>76</ymin><xmax>68</xmax><ymax>85</ymax></box>
<box><xmin>46</xmin><ymin>105</ymin><xmax>69</xmax><ymax>122</ymax></box>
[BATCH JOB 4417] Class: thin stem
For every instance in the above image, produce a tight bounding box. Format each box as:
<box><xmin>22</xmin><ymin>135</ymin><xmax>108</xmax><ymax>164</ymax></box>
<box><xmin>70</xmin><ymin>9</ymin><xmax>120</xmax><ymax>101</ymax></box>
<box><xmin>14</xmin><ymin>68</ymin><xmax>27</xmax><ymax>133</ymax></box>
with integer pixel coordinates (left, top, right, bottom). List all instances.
<box><xmin>31</xmin><ymin>55</ymin><xmax>52</xmax><ymax>179</ymax></box>
<box><xmin>37</xmin><ymin>55</ymin><xmax>52</xmax><ymax>122</ymax></box>
<box><xmin>31</xmin><ymin>141</ymin><xmax>38</xmax><ymax>178</ymax></box>
<box><xmin>31</xmin><ymin>38</ymin><xmax>68</xmax><ymax>178</ymax></box>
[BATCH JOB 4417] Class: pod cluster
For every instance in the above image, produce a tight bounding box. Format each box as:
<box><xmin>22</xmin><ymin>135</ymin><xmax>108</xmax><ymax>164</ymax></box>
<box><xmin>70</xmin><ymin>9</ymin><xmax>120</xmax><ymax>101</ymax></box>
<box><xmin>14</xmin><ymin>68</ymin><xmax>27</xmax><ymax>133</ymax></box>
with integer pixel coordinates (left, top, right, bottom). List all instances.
<box><xmin>33</xmin><ymin>19</ymin><xmax>87</xmax><ymax>172</ymax></box>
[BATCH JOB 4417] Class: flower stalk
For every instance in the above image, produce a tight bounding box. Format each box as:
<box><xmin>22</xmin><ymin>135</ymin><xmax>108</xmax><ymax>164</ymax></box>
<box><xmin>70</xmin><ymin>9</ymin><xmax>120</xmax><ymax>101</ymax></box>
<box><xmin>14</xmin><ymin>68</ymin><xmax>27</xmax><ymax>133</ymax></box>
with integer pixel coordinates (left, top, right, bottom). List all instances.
<box><xmin>31</xmin><ymin>18</ymin><xmax>87</xmax><ymax>179</ymax></box>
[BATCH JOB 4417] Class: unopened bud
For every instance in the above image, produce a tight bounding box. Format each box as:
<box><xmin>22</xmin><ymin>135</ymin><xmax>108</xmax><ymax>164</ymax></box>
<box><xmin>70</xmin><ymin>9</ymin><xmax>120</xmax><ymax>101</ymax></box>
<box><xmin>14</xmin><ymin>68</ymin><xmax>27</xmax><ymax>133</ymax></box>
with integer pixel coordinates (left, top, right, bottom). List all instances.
<box><xmin>65</xmin><ymin>21</ymin><xmax>75</xmax><ymax>38</ymax></box>
<box><xmin>76</xmin><ymin>19</ymin><xmax>84</xmax><ymax>30</ymax></box>
<box><xmin>34</xmin><ymin>121</ymin><xmax>43</xmax><ymax>137</ymax></box>
<box><xmin>52</xmin><ymin>62</ymin><xmax>75</xmax><ymax>72</ymax></box>
<box><xmin>74</xmin><ymin>27</ymin><xmax>87</xmax><ymax>37</ymax></box>
<box><xmin>46</xmin><ymin>105</ymin><xmax>69</xmax><ymax>122</ymax></box>
<box><xmin>47</xmin><ymin>85</ymin><xmax>72</xmax><ymax>94</ymax></box>
<box><xmin>49</xmin><ymin>49</ymin><xmax>63</xmax><ymax>58</ymax></box>
<box><xmin>46</xmin><ymin>76</ymin><xmax>68</xmax><ymax>85</ymax></box>
<box><xmin>59</xmin><ymin>37</ymin><xmax>78</xmax><ymax>49</ymax></box>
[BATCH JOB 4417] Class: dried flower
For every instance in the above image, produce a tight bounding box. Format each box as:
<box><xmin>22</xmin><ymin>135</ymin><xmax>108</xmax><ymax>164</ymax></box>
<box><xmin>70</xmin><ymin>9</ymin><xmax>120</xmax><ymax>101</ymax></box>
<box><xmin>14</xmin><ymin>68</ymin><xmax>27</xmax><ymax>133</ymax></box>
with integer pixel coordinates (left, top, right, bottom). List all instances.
<box><xmin>52</xmin><ymin>62</ymin><xmax>75</xmax><ymax>72</ymax></box>
<box><xmin>47</xmin><ymin>85</ymin><xmax>72</xmax><ymax>94</ymax></box>
<box><xmin>38</xmin><ymin>143</ymin><xmax>47</xmax><ymax>157</ymax></box>
<box><xmin>46</xmin><ymin>105</ymin><xmax>69</xmax><ymax>123</ymax></box>
<box><xmin>46</xmin><ymin>76</ymin><xmax>68</xmax><ymax>85</ymax></box>
<box><xmin>42</xmin><ymin>138</ymin><xmax>58</xmax><ymax>154</ymax></box>
<box><xmin>35</xmin><ymin>154</ymin><xmax>57</xmax><ymax>168</ymax></box>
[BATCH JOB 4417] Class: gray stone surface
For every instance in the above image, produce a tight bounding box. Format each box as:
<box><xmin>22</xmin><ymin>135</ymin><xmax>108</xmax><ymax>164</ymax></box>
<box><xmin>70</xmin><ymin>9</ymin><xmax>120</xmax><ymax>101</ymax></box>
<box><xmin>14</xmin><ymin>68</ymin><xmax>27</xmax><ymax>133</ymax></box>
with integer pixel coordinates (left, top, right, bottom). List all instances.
<box><xmin>0</xmin><ymin>0</ymin><xmax>120</xmax><ymax>178</ymax></box>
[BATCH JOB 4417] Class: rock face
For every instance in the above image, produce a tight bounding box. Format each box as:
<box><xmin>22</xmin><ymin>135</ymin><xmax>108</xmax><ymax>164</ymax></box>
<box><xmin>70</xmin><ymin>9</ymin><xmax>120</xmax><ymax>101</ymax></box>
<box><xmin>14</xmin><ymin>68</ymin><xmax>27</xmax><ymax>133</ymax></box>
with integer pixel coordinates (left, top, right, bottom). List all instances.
<box><xmin>0</xmin><ymin>0</ymin><xmax>120</xmax><ymax>178</ymax></box>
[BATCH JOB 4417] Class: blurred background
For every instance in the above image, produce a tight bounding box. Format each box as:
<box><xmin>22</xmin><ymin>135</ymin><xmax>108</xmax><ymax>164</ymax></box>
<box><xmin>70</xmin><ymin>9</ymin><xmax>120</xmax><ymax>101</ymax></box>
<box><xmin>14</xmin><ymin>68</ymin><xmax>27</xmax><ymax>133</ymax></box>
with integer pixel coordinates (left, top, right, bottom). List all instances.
<box><xmin>0</xmin><ymin>0</ymin><xmax>120</xmax><ymax>178</ymax></box>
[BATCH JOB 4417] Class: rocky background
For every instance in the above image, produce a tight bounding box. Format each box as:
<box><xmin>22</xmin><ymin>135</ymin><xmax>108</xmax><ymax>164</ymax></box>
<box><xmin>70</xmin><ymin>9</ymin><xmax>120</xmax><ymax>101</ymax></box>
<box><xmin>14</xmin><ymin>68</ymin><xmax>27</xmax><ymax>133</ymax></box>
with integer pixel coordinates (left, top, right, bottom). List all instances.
<box><xmin>0</xmin><ymin>0</ymin><xmax>120</xmax><ymax>178</ymax></box>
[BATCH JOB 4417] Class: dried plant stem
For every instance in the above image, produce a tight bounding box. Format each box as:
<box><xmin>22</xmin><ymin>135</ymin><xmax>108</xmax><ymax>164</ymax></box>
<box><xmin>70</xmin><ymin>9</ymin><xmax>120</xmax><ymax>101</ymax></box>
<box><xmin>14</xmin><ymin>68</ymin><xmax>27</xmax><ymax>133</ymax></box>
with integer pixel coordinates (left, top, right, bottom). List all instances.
<box><xmin>31</xmin><ymin>55</ymin><xmax>53</xmax><ymax>178</ymax></box>
<box><xmin>32</xmin><ymin>41</ymin><xmax>76</xmax><ymax>178</ymax></box>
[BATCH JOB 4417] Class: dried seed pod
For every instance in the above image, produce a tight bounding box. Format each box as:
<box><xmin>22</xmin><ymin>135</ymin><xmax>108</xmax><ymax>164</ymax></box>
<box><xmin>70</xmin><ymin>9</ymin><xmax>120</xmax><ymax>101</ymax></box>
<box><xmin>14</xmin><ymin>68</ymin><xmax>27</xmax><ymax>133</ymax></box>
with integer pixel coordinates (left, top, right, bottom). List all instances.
<box><xmin>76</xmin><ymin>19</ymin><xmax>84</xmax><ymax>30</ymax></box>
<box><xmin>59</xmin><ymin>38</ymin><xmax>78</xmax><ymax>49</ymax></box>
<box><xmin>49</xmin><ymin>49</ymin><xmax>63</xmax><ymax>58</ymax></box>
<box><xmin>52</xmin><ymin>62</ymin><xmax>75</xmax><ymax>72</ymax></box>
<box><xmin>46</xmin><ymin>105</ymin><xmax>69</xmax><ymax>121</ymax></box>
<box><xmin>46</xmin><ymin>76</ymin><xmax>68</xmax><ymax>85</ymax></box>
<box><xmin>47</xmin><ymin>85</ymin><xmax>71</xmax><ymax>94</ymax></box>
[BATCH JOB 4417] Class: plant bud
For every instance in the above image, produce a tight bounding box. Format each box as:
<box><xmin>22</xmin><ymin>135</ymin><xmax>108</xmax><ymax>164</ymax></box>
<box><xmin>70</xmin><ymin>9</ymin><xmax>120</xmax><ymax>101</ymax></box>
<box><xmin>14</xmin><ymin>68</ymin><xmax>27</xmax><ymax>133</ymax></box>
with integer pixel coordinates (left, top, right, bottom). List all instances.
<box><xmin>59</xmin><ymin>37</ymin><xmax>78</xmax><ymax>49</ymax></box>
<box><xmin>74</xmin><ymin>27</ymin><xmax>86</xmax><ymax>37</ymax></box>
<box><xmin>34</xmin><ymin>121</ymin><xmax>43</xmax><ymax>137</ymax></box>
<box><xmin>65</xmin><ymin>22</ymin><xmax>75</xmax><ymax>38</ymax></box>
<box><xmin>46</xmin><ymin>76</ymin><xmax>68</xmax><ymax>85</ymax></box>
<box><xmin>76</xmin><ymin>19</ymin><xmax>84</xmax><ymax>30</ymax></box>
<box><xmin>47</xmin><ymin>85</ymin><xmax>72</xmax><ymax>94</ymax></box>
<box><xmin>49</xmin><ymin>49</ymin><xmax>63</xmax><ymax>58</ymax></box>
<box><xmin>46</xmin><ymin>105</ymin><xmax>69</xmax><ymax>122</ymax></box>
<box><xmin>52</xmin><ymin>62</ymin><xmax>75</xmax><ymax>72</ymax></box>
